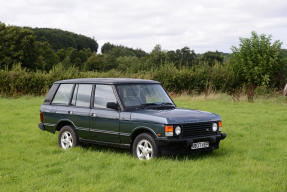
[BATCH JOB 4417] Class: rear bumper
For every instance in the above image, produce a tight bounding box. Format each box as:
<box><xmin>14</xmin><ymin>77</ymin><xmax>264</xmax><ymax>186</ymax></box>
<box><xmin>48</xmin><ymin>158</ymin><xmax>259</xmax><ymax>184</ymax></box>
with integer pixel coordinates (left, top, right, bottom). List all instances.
<box><xmin>38</xmin><ymin>123</ymin><xmax>45</xmax><ymax>131</ymax></box>
<box><xmin>155</xmin><ymin>133</ymin><xmax>227</xmax><ymax>150</ymax></box>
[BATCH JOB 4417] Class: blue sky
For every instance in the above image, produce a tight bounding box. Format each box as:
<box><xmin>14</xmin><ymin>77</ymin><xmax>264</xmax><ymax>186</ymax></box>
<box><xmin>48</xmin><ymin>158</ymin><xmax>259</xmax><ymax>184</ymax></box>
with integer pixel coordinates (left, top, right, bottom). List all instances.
<box><xmin>0</xmin><ymin>0</ymin><xmax>286</xmax><ymax>53</ymax></box>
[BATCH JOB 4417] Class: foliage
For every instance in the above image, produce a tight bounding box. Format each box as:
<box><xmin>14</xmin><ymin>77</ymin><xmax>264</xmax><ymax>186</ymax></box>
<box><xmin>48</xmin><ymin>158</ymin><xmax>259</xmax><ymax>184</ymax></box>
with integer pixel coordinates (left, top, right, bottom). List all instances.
<box><xmin>83</xmin><ymin>53</ymin><xmax>105</xmax><ymax>71</ymax></box>
<box><xmin>199</xmin><ymin>51</ymin><xmax>224</xmax><ymax>66</ymax></box>
<box><xmin>0</xmin><ymin>23</ymin><xmax>95</xmax><ymax>71</ymax></box>
<box><xmin>34</xmin><ymin>41</ymin><xmax>59</xmax><ymax>71</ymax></box>
<box><xmin>116</xmin><ymin>56</ymin><xmax>144</xmax><ymax>73</ymax></box>
<box><xmin>0</xmin><ymin>24</ymin><xmax>37</xmax><ymax>70</ymax></box>
<box><xmin>30</xmin><ymin>27</ymin><xmax>98</xmax><ymax>51</ymax></box>
<box><xmin>0</xmin><ymin>21</ymin><xmax>286</xmax><ymax>96</ymax></box>
<box><xmin>231</xmin><ymin>31</ymin><xmax>283</xmax><ymax>101</ymax></box>
<box><xmin>101</xmin><ymin>42</ymin><xmax>147</xmax><ymax>58</ymax></box>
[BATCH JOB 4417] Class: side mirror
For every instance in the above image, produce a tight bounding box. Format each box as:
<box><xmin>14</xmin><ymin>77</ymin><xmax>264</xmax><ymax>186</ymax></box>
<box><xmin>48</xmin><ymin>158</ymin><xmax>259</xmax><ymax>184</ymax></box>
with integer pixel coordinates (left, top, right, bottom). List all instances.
<box><xmin>106</xmin><ymin>102</ymin><xmax>119</xmax><ymax>110</ymax></box>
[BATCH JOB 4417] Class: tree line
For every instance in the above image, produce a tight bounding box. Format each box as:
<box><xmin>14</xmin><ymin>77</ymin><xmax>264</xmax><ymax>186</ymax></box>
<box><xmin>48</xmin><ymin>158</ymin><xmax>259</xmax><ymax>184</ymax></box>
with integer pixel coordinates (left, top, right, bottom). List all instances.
<box><xmin>0</xmin><ymin>22</ymin><xmax>97</xmax><ymax>71</ymax></box>
<box><xmin>0</xmin><ymin>21</ymin><xmax>286</xmax><ymax>101</ymax></box>
<box><xmin>0</xmin><ymin>22</ymin><xmax>226</xmax><ymax>72</ymax></box>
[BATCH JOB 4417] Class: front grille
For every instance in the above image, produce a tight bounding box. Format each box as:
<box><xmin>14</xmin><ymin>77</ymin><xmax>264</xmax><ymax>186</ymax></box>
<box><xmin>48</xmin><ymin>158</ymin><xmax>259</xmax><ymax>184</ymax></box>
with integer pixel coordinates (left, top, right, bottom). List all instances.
<box><xmin>181</xmin><ymin>122</ymin><xmax>216</xmax><ymax>137</ymax></box>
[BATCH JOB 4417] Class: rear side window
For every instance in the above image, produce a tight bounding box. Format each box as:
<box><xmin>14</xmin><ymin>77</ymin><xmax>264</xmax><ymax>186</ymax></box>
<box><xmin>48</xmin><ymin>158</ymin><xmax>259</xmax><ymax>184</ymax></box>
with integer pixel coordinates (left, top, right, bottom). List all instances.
<box><xmin>94</xmin><ymin>85</ymin><xmax>117</xmax><ymax>109</ymax></box>
<box><xmin>74</xmin><ymin>84</ymin><xmax>93</xmax><ymax>107</ymax></box>
<box><xmin>52</xmin><ymin>84</ymin><xmax>74</xmax><ymax>105</ymax></box>
<box><xmin>44</xmin><ymin>83</ymin><xmax>59</xmax><ymax>104</ymax></box>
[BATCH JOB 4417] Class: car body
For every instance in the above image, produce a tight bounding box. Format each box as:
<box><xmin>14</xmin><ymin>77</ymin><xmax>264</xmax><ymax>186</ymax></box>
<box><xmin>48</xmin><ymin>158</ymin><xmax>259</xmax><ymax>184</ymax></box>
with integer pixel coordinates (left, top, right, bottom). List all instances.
<box><xmin>39</xmin><ymin>78</ymin><xmax>227</xmax><ymax>160</ymax></box>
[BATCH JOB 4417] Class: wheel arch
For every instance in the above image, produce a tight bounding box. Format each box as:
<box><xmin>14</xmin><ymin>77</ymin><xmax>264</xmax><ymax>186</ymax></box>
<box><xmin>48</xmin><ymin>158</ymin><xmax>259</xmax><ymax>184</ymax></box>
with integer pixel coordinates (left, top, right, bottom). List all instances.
<box><xmin>55</xmin><ymin>119</ymin><xmax>77</xmax><ymax>132</ymax></box>
<box><xmin>130</xmin><ymin>126</ymin><xmax>158</xmax><ymax>145</ymax></box>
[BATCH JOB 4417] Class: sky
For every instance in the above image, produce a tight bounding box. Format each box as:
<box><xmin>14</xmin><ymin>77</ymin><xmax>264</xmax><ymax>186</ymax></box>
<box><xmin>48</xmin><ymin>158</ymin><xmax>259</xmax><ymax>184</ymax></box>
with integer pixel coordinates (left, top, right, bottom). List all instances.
<box><xmin>0</xmin><ymin>0</ymin><xmax>286</xmax><ymax>53</ymax></box>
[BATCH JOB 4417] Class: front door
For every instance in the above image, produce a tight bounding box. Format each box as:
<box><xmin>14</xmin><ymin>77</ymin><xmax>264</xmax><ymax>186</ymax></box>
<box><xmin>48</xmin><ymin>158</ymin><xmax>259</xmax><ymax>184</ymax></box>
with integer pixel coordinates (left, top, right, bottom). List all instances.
<box><xmin>90</xmin><ymin>84</ymin><xmax>120</xmax><ymax>143</ymax></box>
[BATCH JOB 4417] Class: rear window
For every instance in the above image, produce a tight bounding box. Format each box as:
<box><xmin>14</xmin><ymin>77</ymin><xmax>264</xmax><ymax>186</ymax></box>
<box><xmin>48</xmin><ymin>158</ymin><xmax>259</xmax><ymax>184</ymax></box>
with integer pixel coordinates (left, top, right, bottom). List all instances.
<box><xmin>44</xmin><ymin>83</ymin><xmax>59</xmax><ymax>104</ymax></box>
<box><xmin>51</xmin><ymin>84</ymin><xmax>74</xmax><ymax>105</ymax></box>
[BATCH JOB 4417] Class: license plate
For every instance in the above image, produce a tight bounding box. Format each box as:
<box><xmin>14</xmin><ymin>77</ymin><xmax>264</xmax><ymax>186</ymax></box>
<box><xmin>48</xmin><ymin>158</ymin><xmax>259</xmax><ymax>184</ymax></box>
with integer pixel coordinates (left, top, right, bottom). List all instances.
<box><xmin>191</xmin><ymin>142</ymin><xmax>209</xmax><ymax>150</ymax></box>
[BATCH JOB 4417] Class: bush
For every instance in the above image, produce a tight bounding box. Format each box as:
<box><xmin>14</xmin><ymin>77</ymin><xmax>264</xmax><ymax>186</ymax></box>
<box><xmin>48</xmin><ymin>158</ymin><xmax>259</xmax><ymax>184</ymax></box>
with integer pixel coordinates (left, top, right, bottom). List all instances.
<box><xmin>0</xmin><ymin>60</ymin><xmax>283</xmax><ymax>96</ymax></box>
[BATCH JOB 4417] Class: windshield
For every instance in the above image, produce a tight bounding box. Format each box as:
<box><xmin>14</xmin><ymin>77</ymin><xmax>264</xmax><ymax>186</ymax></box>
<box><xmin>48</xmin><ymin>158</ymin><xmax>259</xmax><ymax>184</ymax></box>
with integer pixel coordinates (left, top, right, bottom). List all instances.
<box><xmin>116</xmin><ymin>84</ymin><xmax>174</xmax><ymax>108</ymax></box>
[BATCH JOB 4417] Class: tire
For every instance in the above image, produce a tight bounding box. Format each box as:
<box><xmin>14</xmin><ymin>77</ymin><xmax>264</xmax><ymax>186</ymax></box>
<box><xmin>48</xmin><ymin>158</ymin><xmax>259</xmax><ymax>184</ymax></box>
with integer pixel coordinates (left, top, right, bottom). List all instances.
<box><xmin>58</xmin><ymin>125</ymin><xmax>78</xmax><ymax>149</ymax></box>
<box><xmin>132</xmin><ymin>133</ymin><xmax>159</xmax><ymax>160</ymax></box>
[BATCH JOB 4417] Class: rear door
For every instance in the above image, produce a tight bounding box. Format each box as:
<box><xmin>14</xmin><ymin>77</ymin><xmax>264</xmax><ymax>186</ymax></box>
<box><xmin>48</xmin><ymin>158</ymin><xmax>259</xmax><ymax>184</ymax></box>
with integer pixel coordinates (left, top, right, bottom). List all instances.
<box><xmin>90</xmin><ymin>84</ymin><xmax>120</xmax><ymax>143</ymax></box>
<box><xmin>69</xmin><ymin>84</ymin><xmax>93</xmax><ymax>139</ymax></box>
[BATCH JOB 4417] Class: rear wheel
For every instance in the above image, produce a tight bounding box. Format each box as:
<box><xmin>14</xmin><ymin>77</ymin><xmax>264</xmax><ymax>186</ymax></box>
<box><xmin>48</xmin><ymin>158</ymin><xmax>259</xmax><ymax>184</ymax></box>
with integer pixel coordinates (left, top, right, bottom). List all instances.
<box><xmin>132</xmin><ymin>133</ymin><xmax>159</xmax><ymax>160</ymax></box>
<box><xmin>58</xmin><ymin>125</ymin><xmax>78</xmax><ymax>149</ymax></box>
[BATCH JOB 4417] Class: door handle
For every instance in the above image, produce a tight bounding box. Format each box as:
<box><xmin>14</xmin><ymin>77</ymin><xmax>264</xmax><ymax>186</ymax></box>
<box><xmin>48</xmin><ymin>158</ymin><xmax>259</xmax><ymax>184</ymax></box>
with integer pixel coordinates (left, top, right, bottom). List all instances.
<box><xmin>91</xmin><ymin>113</ymin><xmax>96</xmax><ymax>117</ymax></box>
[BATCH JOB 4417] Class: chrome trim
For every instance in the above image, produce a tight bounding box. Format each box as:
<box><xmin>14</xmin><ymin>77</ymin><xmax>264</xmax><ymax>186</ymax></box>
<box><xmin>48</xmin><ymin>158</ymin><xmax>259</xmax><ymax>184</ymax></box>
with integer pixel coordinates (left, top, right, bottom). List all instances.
<box><xmin>90</xmin><ymin>128</ymin><xmax>131</xmax><ymax>136</ymax></box>
<box><xmin>119</xmin><ymin>132</ymin><xmax>131</xmax><ymax>137</ymax></box>
<box><xmin>76</xmin><ymin>127</ymin><xmax>90</xmax><ymax>131</ymax></box>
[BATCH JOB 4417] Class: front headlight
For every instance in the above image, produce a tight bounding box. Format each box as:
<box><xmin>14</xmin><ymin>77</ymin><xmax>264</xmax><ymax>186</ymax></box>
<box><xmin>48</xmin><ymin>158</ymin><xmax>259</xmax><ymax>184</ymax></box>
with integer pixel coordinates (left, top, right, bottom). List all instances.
<box><xmin>212</xmin><ymin>123</ymin><xmax>218</xmax><ymax>132</ymax></box>
<box><xmin>175</xmin><ymin>126</ymin><xmax>181</xmax><ymax>135</ymax></box>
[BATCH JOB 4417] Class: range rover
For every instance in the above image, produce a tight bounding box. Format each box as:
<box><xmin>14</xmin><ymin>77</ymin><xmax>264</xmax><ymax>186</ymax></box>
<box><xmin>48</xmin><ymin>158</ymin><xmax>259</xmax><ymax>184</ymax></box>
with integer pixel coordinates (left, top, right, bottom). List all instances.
<box><xmin>38</xmin><ymin>78</ymin><xmax>227</xmax><ymax>160</ymax></box>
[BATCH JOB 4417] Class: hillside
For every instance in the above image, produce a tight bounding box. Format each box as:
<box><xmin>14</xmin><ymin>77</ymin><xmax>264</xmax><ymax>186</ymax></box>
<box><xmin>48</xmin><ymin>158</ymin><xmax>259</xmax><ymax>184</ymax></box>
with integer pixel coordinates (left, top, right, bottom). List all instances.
<box><xmin>29</xmin><ymin>27</ymin><xmax>98</xmax><ymax>51</ymax></box>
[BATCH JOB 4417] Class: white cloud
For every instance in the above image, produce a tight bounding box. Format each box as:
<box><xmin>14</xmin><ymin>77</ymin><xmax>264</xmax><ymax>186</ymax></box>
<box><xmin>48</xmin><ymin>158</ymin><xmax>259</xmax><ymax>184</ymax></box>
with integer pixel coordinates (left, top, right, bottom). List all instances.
<box><xmin>0</xmin><ymin>0</ymin><xmax>286</xmax><ymax>53</ymax></box>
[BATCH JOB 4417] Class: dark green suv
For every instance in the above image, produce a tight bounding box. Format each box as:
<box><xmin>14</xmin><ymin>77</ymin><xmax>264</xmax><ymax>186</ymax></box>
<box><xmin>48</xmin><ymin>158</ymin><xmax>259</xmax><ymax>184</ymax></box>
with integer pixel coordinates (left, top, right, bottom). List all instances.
<box><xmin>39</xmin><ymin>78</ymin><xmax>226</xmax><ymax>160</ymax></box>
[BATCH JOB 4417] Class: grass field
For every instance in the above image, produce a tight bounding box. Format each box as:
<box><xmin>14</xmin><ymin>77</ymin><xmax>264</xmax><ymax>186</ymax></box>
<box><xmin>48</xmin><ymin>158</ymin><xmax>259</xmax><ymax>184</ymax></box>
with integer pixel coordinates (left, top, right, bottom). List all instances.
<box><xmin>0</xmin><ymin>95</ymin><xmax>286</xmax><ymax>192</ymax></box>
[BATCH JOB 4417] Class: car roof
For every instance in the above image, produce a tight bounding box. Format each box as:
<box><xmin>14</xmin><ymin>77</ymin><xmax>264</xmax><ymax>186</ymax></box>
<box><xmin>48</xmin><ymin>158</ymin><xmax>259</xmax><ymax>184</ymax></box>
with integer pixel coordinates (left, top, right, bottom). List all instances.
<box><xmin>55</xmin><ymin>78</ymin><xmax>160</xmax><ymax>85</ymax></box>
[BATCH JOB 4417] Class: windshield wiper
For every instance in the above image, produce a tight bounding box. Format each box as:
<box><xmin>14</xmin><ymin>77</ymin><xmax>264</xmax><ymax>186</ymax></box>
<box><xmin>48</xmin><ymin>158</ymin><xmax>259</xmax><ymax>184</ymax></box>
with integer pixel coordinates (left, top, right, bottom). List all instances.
<box><xmin>138</xmin><ymin>102</ymin><xmax>175</xmax><ymax>109</ymax></box>
<box><xmin>159</xmin><ymin>102</ymin><xmax>174</xmax><ymax>106</ymax></box>
<box><xmin>139</xmin><ymin>103</ymin><xmax>159</xmax><ymax>109</ymax></box>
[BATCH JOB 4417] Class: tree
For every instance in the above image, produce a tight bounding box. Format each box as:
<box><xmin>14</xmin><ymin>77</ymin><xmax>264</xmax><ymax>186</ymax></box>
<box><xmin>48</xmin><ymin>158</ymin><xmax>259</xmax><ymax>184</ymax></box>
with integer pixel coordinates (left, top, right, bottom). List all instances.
<box><xmin>148</xmin><ymin>44</ymin><xmax>165</xmax><ymax>68</ymax></box>
<box><xmin>83</xmin><ymin>53</ymin><xmax>105</xmax><ymax>71</ymax></box>
<box><xmin>70</xmin><ymin>48</ymin><xmax>92</xmax><ymax>69</ymax></box>
<box><xmin>178</xmin><ymin>47</ymin><xmax>197</xmax><ymax>68</ymax></box>
<box><xmin>200</xmin><ymin>51</ymin><xmax>224</xmax><ymax>66</ymax></box>
<box><xmin>231</xmin><ymin>31</ymin><xmax>283</xmax><ymax>101</ymax></box>
<box><xmin>31</xmin><ymin>28</ymin><xmax>98</xmax><ymax>51</ymax></box>
<box><xmin>101</xmin><ymin>42</ymin><xmax>147</xmax><ymax>58</ymax></box>
<box><xmin>0</xmin><ymin>24</ymin><xmax>37</xmax><ymax>70</ymax></box>
<box><xmin>116</xmin><ymin>56</ymin><xmax>143</xmax><ymax>73</ymax></box>
<box><xmin>34</xmin><ymin>41</ymin><xmax>59</xmax><ymax>71</ymax></box>
<box><xmin>166</xmin><ymin>47</ymin><xmax>197</xmax><ymax>68</ymax></box>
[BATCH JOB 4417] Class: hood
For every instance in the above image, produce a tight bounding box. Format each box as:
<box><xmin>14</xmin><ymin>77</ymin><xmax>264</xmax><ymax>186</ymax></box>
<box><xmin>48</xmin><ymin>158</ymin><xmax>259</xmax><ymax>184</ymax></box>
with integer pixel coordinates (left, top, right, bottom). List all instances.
<box><xmin>131</xmin><ymin>107</ymin><xmax>221</xmax><ymax>124</ymax></box>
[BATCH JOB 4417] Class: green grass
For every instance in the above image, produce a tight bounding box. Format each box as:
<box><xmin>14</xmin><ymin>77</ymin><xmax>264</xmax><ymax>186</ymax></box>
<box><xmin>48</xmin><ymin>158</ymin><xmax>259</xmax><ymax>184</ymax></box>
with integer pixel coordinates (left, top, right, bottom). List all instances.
<box><xmin>0</xmin><ymin>95</ymin><xmax>286</xmax><ymax>192</ymax></box>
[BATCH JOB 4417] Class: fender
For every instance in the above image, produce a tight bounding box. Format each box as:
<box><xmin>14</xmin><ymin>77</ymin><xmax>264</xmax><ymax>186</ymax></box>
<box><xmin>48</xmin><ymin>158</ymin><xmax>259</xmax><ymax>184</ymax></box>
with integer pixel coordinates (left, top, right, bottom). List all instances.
<box><xmin>130</xmin><ymin>125</ymin><xmax>159</xmax><ymax>142</ymax></box>
<box><xmin>55</xmin><ymin>119</ymin><xmax>77</xmax><ymax>132</ymax></box>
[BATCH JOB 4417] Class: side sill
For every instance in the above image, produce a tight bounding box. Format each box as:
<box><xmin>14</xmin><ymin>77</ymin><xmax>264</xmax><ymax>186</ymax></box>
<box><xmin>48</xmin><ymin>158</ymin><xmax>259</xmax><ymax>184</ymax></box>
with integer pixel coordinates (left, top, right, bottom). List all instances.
<box><xmin>79</xmin><ymin>138</ymin><xmax>130</xmax><ymax>149</ymax></box>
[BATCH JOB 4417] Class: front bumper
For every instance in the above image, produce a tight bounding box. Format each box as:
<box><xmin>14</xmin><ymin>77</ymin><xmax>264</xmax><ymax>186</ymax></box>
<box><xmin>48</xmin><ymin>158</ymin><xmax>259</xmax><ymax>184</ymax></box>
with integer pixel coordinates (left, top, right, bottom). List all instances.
<box><xmin>38</xmin><ymin>123</ymin><xmax>45</xmax><ymax>131</ymax></box>
<box><xmin>155</xmin><ymin>133</ymin><xmax>227</xmax><ymax>152</ymax></box>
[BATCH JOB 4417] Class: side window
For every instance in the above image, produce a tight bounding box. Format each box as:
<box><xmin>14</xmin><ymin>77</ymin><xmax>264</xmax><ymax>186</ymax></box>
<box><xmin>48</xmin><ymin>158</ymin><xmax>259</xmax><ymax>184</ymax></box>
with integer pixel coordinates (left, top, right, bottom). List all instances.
<box><xmin>44</xmin><ymin>83</ymin><xmax>59</xmax><ymax>104</ymax></box>
<box><xmin>94</xmin><ymin>85</ymin><xmax>117</xmax><ymax>109</ymax></box>
<box><xmin>52</xmin><ymin>84</ymin><xmax>74</xmax><ymax>105</ymax></box>
<box><xmin>75</xmin><ymin>84</ymin><xmax>93</xmax><ymax>107</ymax></box>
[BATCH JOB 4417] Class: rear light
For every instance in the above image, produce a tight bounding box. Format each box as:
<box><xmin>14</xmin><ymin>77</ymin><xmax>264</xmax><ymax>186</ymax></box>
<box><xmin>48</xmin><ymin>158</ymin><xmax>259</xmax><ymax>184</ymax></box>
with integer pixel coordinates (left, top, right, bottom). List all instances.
<box><xmin>165</xmin><ymin>125</ymin><xmax>173</xmax><ymax>136</ymax></box>
<box><xmin>40</xmin><ymin>112</ymin><xmax>44</xmax><ymax>123</ymax></box>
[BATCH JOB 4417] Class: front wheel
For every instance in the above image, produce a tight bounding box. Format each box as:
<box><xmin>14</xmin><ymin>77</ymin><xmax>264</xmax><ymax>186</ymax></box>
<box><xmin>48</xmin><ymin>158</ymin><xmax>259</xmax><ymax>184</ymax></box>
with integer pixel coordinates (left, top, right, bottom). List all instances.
<box><xmin>58</xmin><ymin>125</ymin><xmax>78</xmax><ymax>149</ymax></box>
<box><xmin>132</xmin><ymin>133</ymin><xmax>159</xmax><ymax>160</ymax></box>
